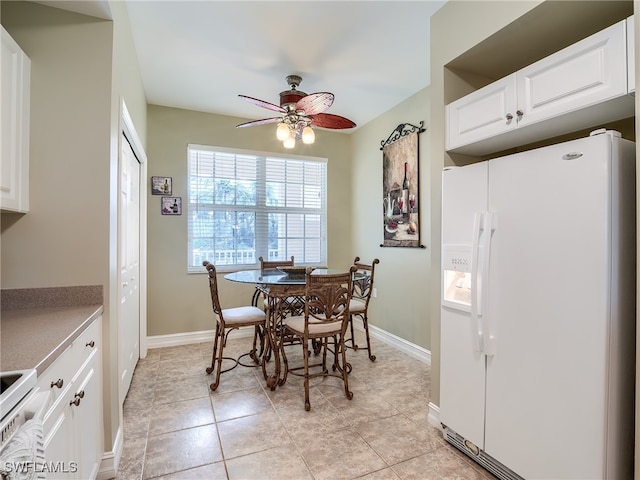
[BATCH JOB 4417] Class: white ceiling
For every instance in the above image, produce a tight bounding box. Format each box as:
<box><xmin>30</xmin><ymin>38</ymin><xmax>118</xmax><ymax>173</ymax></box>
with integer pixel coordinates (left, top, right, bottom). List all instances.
<box><xmin>41</xmin><ymin>0</ymin><xmax>447</xmax><ymax>131</ymax></box>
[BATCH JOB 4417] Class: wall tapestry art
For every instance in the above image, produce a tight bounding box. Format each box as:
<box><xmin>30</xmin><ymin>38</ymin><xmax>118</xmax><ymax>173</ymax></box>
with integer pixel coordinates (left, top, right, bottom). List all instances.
<box><xmin>381</xmin><ymin>122</ymin><xmax>425</xmax><ymax>248</ymax></box>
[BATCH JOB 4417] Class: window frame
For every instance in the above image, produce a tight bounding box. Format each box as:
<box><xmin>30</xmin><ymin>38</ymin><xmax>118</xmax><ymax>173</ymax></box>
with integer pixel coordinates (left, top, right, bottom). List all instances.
<box><xmin>187</xmin><ymin>144</ymin><xmax>328</xmax><ymax>273</ymax></box>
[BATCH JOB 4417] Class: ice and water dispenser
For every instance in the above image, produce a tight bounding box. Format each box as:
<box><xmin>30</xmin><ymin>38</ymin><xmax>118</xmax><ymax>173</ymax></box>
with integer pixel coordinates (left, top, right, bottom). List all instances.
<box><xmin>442</xmin><ymin>245</ymin><xmax>472</xmax><ymax>311</ymax></box>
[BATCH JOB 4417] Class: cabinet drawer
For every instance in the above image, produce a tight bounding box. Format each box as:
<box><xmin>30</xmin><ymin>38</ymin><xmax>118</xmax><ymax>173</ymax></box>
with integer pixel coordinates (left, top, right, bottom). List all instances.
<box><xmin>69</xmin><ymin>320</ymin><xmax>100</xmax><ymax>381</ymax></box>
<box><xmin>38</xmin><ymin>344</ymin><xmax>74</xmax><ymax>412</ymax></box>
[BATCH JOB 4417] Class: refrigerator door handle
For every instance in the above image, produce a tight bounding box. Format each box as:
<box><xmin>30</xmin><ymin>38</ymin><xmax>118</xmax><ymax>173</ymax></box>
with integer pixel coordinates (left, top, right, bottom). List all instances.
<box><xmin>481</xmin><ymin>212</ymin><xmax>497</xmax><ymax>356</ymax></box>
<box><xmin>470</xmin><ymin>212</ymin><xmax>483</xmax><ymax>352</ymax></box>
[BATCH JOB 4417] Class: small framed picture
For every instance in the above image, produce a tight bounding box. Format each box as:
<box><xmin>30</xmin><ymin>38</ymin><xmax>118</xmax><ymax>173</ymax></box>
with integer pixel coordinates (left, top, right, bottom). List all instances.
<box><xmin>162</xmin><ymin>197</ymin><xmax>182</xmax><ymax>215</ymax></box>
<box><xmin>151</xmin><ymin>176</ymin><xmax>172</xmax><ymax>195</ymax></box>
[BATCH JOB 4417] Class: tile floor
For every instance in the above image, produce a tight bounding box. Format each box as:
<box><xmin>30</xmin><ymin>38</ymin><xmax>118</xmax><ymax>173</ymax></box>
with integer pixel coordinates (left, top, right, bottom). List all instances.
<box><xmin>115</xmin><ymin>330</ymin><xmax>498</xmax><ymax>480</ymax></box>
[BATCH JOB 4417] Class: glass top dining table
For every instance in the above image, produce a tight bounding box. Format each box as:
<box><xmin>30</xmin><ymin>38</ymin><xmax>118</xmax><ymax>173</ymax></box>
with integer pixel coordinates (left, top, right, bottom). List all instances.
<box><xmin>224</xmin><ymin>268</ymin><xmax>354</xmax><ymax>390</ymax></box>
<box><xmin>224</xmin><ymin>268</ymin><xmax>353</xmax><ymax>284</ymax></box>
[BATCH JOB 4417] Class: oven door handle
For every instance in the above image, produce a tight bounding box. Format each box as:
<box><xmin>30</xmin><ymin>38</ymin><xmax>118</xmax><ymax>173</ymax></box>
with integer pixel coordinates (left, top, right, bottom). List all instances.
<box><xmin>24</xmin><ymin>389</ymin><xmax>50</xmax><ymax>421</ymax></box>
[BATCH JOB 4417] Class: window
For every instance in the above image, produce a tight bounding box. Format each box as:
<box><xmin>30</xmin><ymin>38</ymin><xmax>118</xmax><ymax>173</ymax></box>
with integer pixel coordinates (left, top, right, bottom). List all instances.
<box><xmin>188</xmin><ymin>144</ymin><xmax>327</xmax><ymax>272</ymax></box>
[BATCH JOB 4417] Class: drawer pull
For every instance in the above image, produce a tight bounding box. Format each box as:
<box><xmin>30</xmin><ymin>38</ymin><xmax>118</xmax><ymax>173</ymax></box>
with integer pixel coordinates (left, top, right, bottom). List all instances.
<box><xmin>70</xmin><ymin>397</ymin><xmax>81</xmax><ymax>407</ymax></box>
<box><xmin>75</xmin><ymin>391</ymin><xmax>85</xmax><ymax>399</ymax></box>
<box><xmin>51</xmin><ymin>378</ymin><xmax>64</xmax><ymax>389</ymax></box>
<box><xmin>86</xmin><ymin>340</ymin><xmax>95</xmax><ymax>348</ymax></box>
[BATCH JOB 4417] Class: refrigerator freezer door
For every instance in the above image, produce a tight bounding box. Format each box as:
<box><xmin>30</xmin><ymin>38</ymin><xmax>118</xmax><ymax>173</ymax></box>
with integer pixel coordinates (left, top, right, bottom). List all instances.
<box><xmin>483</xmin><ymin>134</ymin><xmax>613</xmax><ymax>478</ymax></box>
<box><xmin>440</xmin><ymin>162</ymin><xmax>488</xmax><ymax>449</ymax></box>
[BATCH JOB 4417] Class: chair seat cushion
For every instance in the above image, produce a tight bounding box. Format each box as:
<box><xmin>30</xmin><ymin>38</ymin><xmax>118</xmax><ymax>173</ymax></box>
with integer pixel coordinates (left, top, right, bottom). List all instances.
<box><xmin>220</xmin><ymin>306</ymin><xmax>265</xmax><ymax>326</ymax></box>
<box><xmin>284</xmin><ymin>315</ymin><xmax>343</xmax><ymax>335</ymax></box>
<box><xmin>349</xmin><ymin>298</ymin><xmax>366</xmax><ymax>314</ymax></box>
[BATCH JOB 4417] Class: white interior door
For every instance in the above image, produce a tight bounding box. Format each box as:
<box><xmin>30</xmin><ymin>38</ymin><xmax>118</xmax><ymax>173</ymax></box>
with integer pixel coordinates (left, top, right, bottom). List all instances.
<box><xmin>119</xmin><ymin>132</ymin><xmax>141</xmax><ymax>404</ymax></box>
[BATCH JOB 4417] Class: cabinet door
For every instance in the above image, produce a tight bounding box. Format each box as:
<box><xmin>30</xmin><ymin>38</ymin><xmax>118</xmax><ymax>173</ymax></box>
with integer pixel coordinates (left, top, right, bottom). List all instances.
<box><xmin>516</xmin><ymin>20</ymin><xmax>627</xmax><ymax>128</ymax></box>
<box><xmin>0</xmin><ymin>26</ymin><xmax>30</xmax><ymax>212</ymax></box>
<box><xmin>446</xmin><ymin>74</ymin><xmax>517</xmax><ymax>152</ymax></box>
<box><xmin>43</xmin><ymin>410</ymin><xmax>75</xmax><ymax>480</ymax></box>
<box><xmin>69</xmin><ymin>362</ymin><xmax>102</xmax><ymax>480</ymax></box>
<box><xmin>628</xmin><ymin>16</ymin><xmax>635</xmax><ymax>95</ymax></box>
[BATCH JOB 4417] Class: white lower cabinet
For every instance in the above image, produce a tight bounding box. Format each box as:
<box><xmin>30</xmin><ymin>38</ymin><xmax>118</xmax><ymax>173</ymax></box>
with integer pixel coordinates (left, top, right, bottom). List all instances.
<box><xmin>38</xmin><ymin>317</ymin><xmax>103</xmax><ymax>480</ymax></box>
<box><xmin>446</xmin><ymin>18</ymin><xmax>634</xmax><ymax>155</ymax></box>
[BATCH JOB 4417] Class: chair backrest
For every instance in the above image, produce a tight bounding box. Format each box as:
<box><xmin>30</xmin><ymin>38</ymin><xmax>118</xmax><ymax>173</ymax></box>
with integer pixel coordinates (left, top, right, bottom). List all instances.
<box><xmin>304</xmin><ymin>266</ymin><xmax>355</xmax><ymax>331</ymax></box>
<box><xmin>203</xmin><ymin>261</ymin><xmax>223</xmax><ymax>318</ymax></box>
<box><xmin>259</xmin><ymin>256</ymin><xmax>294</xmax><ymax>270</ymax></box>
<box><xmin>351</xmin><ymin>257</ymin><xmax>380</xmax><ymax>306</ymax></box>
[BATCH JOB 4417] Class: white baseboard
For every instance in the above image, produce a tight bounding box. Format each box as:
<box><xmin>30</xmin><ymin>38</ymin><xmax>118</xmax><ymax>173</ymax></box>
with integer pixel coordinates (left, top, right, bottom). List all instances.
<box><xmin>428</xmin><ymin>402</ymin><xmax>443</xmax><ymax>431</ymax></box>
<box><xmin>147</xmin><ymin>323</ymin><xmax>431</xmax><ymax>365</ymax></box>
<box><xmin>364</xmin><ymin>322</ymin><xmax>431</xmax><ymax>365</ymax></box>
<box><xmin>97</xmin><ymin>426</ymin><xmax>123</xmax><ymax>480</ymax></box>
<box><xmin>146</xmin><ymin>326</ymin><xmax>254</xmax><ymax>350</ymax></box>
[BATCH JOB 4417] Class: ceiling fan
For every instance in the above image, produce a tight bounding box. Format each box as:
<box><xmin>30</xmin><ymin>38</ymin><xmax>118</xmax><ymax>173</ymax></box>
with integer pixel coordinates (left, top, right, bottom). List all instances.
<box><xmin>236</xmin><ymin>74</ymin><xmax>356</xmax><ymax>148</ymax></box>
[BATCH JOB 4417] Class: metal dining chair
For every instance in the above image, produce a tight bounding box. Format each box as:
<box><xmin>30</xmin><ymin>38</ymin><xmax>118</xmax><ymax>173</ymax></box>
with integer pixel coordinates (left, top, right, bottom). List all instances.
<box><xmin>281</xmin><ymin>267</ymin><xmax>356</xmax><ymax>411</ymax></box>
<box><xmin>346</xmin><ymin>257</ymin><xmax>380</xmax><ymax>361</ymax></box>
<box><xmin>203</xmin><ymin>261</ymin><xmax>266</xmax><ymax>391</ymax></box>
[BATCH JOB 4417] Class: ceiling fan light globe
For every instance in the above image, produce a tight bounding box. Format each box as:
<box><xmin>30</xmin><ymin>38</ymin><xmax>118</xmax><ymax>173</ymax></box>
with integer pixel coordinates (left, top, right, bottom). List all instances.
<box><xmin>283</xmin><ymin>136</ymin><xmax>296</xmax><ymax>149</ymax></box>
<box><xmin>276</xmin><ymin>123</ymin><xmax>290</xmax><ymax>141</ymax></box>
<box><xmin>302</xmin><ymin>126</ymin><xmax>315</xmax><ymax>144</ymax></box>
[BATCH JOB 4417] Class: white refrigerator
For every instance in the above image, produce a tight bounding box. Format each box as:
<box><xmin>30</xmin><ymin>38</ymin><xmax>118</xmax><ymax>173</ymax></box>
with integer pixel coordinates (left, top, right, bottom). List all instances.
<box><xmin>440</xmin><ymin>130</ymin><xmax>636</xmax><ymax>480</ymax></box>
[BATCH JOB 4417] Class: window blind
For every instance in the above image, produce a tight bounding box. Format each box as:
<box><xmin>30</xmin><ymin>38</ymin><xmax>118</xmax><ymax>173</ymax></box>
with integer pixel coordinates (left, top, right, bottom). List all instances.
<box><xmin>187</xmin><ymin>144</ymin><xmax>327</xmax><ymax>272</ymax></box>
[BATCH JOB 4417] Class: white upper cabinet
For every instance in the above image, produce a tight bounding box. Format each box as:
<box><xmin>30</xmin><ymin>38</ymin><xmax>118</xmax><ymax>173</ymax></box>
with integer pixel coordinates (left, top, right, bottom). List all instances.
<box><xmin>1</xmin><ymin>26</ymin><xmax>30</xmax><ymax>213</ymax></box>
<box><xmin>446</xmin><ymin>19</ymin><xmax>635</xmax><ymax>155</ymax></box>
<box><xmin>628</xmin><ymin>16</ymin><xmax>635</xmax><ymax>95</ymax></box>
<box><xmin>446</xmin><ymin>74</ymin><xmax>517</xmax><ymax>152</ymax></box>
<box><xmin>516</xmin><ymin>21</ymin><xmax>627</xmax><ymax>127</ymax></box>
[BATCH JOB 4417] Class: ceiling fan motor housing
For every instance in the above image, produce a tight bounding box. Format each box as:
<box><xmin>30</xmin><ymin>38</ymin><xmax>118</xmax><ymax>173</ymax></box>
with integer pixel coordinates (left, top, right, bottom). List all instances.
<box><xmin>279</xmin><ymin>89</ymin><xmax>307</xmax><ymax>110</ymax></box>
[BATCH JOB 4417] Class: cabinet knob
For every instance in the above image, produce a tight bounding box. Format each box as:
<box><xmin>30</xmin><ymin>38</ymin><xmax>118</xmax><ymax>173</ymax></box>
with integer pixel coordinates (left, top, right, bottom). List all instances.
<box><xmin>86</xmin><ymin>340</ymin><xmax>95</xmax><ymax>348</ymax></box>
<box><xmin>516</xmin><ymin>110</ymin><xmax>524</xmax><ymax>116</ymax></box>
<box><xmin>70</xmin><ymin>397</ymin><xmax>81</xmax><ymax>407</ymax></box>
<box><xmin>51</xmin><ymin>378</ymin><xmax>64</xmax><ymax>389</ymax></box>
<box><xmin>75</xmin><ymin>390</ymin><xmax>85</xmax><ymax>399</ymax></box>
<box><xmin>506</xmin><ymin>113</ymin><xmax>513</xmax><ymax>120</ymax></box>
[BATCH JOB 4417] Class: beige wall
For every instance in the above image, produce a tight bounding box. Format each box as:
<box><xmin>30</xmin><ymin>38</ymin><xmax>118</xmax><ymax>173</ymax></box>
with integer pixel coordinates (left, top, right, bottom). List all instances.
<box><xmin>0</xmin><ymin>2</ymin><xmax>113</xmax><ymax>289</ymax></box>
<box><xmin>145</xmin><ymin>104</ymin><xmax>351</xmax><ymax>336</ymax></box>
<box><xmin>0</xmin><ymin>0</ymin><xmax>148</xmax><ymax>462</ymax></box>
<box><xmin>428</xmin><ymin>0</ymin><xmax>636</xmax><ymax>410</ymax></box>
<box><xmin>108</xmin><ymin>0</ymin><xmax>148</xmax><ymax>458</ymax></box>
<box><xmin>350</xmin><ymin>88</ymin><xmax>432</xmax><ymax>349</ymax></box>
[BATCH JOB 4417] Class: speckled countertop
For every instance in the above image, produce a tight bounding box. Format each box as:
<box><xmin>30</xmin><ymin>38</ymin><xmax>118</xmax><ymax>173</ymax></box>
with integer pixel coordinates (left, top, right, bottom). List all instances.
<box><xmin>1</xmin><ymin>286</ymin><xmax>103</xmax><ymax>375</ymax></box>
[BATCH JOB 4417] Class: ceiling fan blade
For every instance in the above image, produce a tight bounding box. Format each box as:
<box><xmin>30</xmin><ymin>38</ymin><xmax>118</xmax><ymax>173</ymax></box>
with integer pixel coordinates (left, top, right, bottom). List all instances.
<box><xmin>310</xmin><ymin>113</ymin><xmax>356</xmax><ymax>129</ymax></box>
<box><xmin>239</xmin><ymin>95</ymin><xmax>286</xmax><ymax>113</ymax></box>
<box><xmin>296</xmin><ymin>92</ymin><xmax>334</xmax><ymax>115</ymax></box>
<box><xmin>236</xmin><ymin>117</ymin><xmax>283</xmax><ymax>128</ymax></box>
